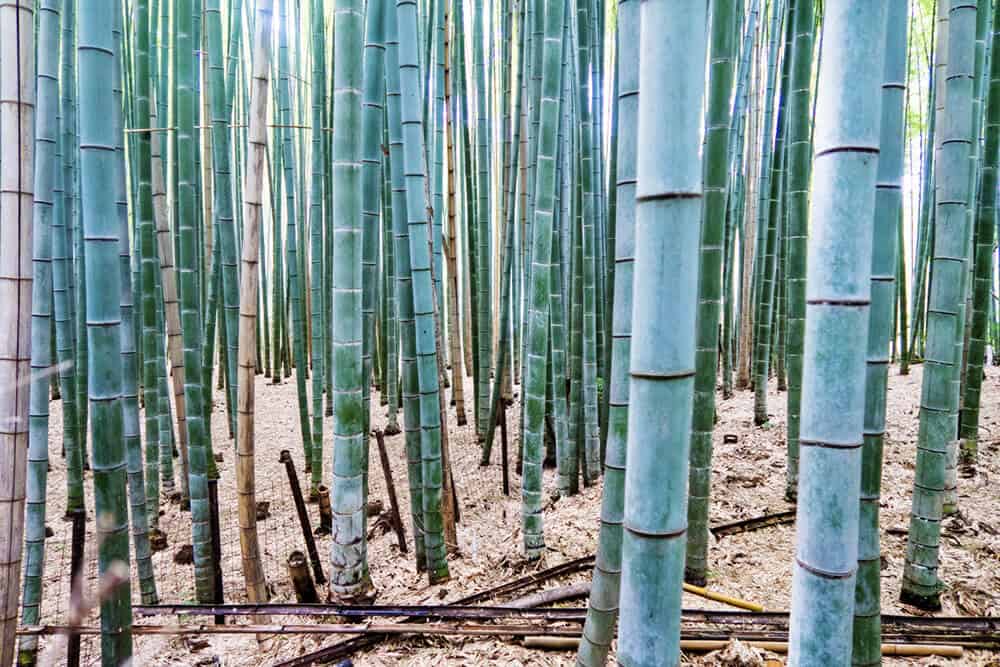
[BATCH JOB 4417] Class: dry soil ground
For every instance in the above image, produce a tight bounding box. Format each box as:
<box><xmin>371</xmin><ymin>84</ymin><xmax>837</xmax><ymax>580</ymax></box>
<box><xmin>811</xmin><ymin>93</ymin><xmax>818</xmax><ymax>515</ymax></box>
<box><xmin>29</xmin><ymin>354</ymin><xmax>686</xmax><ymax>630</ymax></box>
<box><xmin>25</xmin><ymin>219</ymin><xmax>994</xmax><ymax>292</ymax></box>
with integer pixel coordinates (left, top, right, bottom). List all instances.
<box><xmin>31</xmin><ymin>362</ymin><xmax>1000</xmax><ymax>666</ymax></box>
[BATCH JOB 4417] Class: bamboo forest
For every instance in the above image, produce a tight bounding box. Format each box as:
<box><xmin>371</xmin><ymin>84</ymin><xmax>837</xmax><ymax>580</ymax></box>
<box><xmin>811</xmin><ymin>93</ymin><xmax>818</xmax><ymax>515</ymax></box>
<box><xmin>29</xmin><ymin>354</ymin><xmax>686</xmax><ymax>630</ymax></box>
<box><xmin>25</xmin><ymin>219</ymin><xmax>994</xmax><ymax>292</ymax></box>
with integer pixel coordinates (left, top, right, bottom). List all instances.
<box><xmin>4</xmin><ymin>0</ymin><xmax>1000</xmax><ymax>665</ymax></box>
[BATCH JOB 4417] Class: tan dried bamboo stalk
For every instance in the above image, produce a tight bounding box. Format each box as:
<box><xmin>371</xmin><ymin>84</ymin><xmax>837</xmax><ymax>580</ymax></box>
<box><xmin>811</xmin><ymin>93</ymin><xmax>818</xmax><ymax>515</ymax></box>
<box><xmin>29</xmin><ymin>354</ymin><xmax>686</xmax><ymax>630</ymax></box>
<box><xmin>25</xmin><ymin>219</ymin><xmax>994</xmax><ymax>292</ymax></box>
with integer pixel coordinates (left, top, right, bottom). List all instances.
<box><xmin>443</xmin><ymin>0</ymin><xmax>466</xmax><ymax>424</ymax></box>
<box><xmin>235</xmin><ymin>0</ymin><xmax>274</xmax><ymax>605</ymax></box>
<box><xmin>150</xmin><ymin>93</ymin><xmax>191</xmax><ymax>502</ymax></box>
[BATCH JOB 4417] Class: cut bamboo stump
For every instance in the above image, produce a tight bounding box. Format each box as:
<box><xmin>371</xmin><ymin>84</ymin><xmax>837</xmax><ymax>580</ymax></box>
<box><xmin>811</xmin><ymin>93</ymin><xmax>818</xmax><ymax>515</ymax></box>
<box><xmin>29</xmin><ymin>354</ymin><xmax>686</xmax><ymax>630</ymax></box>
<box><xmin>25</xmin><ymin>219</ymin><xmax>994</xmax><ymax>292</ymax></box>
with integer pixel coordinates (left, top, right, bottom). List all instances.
<box><xmin>287</xmin><ymin>551</ymin><xmax>320</xmax><ymax>603</ymax></box>
<box><xmin>279</xmin><ymin>450</ymin><xmax>326</xmax><ymax>585</ymax></box>
<box><xmin>315</xmin><ymin>485</ymin><xmax>333</xmax><ymax>536</ymax></box>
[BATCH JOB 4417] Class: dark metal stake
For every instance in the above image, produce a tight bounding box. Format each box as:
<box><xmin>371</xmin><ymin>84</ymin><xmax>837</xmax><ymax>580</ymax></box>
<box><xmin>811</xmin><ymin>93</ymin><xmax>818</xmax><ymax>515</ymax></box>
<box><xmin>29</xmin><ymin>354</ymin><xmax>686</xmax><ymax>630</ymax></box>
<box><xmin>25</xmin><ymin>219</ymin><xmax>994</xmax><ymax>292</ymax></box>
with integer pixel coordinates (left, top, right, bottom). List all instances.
<box><xmin>279</xmin><ymin>450</ymin><xmax>326</xmax><ymax>585</ymax></box>
<box><xmin>67</xmin><ymin>509</ymin><xmax>85</xmax><ymax>667</ymax></box>
<box><xmin>373</xmin><ymin>430</ymin><xmax>407</xmax><ymax>553</ymax></box>
<box><xmin>499</xmin><ymin>405</ymin><xmax>510</xmax><ymax>496</ymax></box>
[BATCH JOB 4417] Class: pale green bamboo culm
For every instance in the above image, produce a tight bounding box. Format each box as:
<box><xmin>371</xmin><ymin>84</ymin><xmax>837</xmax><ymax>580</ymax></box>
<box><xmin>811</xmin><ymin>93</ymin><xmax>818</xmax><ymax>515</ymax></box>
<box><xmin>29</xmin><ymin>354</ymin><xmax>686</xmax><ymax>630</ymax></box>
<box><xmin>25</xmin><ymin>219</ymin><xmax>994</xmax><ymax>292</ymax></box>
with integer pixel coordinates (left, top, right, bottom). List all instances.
<box><xmin>783</xmin><ymin>0</ymin><xmax>817</xmax><ymax>502</ymax></box>
<box><xmin>958</xmin><ymin>0</ymin><xmax>1000</xmax><ymax>469</ymax></box>
<box><xmin>330</xmin><ymin>0</ymin><xmax>373</xmax><ymax>598</ymax></box>
<box><xmin>617</xmin><ymin>2</ymin><xmax>707</xmax><ymax>665</ymax></box>
<box><xmin>79</xmin><ymin>2</ymin><xmax>135</xmax><ymax>662</ymax></box>
<box><xmin>575</xmin><ymin>0</ymin><xmax>638</xmax><ymax>662</ymax></box>
<box><xmin>396</xmin><ymin>0</ymin><xmax>450</xmax><ymax>584</ymax></box>
<box><xmin>112</xmin><ymin>3</ymin><xmax>157</xmax><ymax>607</ymax></box>
<box><xmin>175</xmin><ymin>0</ymin><xmax>215</xmax><ymax>605</ymax></box>
<box><xmin>520</xmin><ymin>0</ymin><xmax>567</xmax><ymax>562</ymax></box>
<box><xmin>852</xmin><ymin>2</ymin><xmax>909</xmax><ymax>664</ymax></box>
<box><xmin>686</xmin><ymin>0</ymin><xmax>738</xmax><ymax>588</ymax></box>
<box><xmin>18</xmin><ymin>2</ymin><xmax>55</xmax><ymax>662</ymax></box>
<box><xmin>901</xmin><ymin>0</ymin><xmax>980</xmax><ymax>612</ymax></box>
<box><xmin>787</xmin><ymin>2</ymin><xmax>888</xmax><ymax>665</ymax></box>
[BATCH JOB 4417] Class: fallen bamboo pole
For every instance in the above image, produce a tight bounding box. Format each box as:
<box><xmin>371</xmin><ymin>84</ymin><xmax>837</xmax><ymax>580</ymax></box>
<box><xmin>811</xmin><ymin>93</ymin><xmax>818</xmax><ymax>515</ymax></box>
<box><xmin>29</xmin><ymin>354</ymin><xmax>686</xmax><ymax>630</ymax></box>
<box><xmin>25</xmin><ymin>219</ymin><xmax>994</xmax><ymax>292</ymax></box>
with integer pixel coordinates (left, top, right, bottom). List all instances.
<box><xmin>682</xmin><ymin>582</ymin><xmax>763</xmax><ymax>612</ymax></box>
<box><xmin>522</xmin><ymin>636</ymin><xmax>964</xmax><ymax>658</ymax></box>
<box><xmin>17</xmin><ymin>623</ymin><xmax>583</xmax><ymax>638</ymax></box>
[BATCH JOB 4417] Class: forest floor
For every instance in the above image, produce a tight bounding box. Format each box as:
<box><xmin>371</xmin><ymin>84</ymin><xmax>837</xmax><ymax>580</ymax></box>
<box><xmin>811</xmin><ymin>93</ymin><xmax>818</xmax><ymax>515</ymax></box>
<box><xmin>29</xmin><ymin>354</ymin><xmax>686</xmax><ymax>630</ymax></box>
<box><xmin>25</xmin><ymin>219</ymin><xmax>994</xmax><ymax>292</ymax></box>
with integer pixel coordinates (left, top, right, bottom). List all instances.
<box><xmin>33</xmin><ymin>362</ymin><xmax>1000</xmax><ymax>666</ymax></box>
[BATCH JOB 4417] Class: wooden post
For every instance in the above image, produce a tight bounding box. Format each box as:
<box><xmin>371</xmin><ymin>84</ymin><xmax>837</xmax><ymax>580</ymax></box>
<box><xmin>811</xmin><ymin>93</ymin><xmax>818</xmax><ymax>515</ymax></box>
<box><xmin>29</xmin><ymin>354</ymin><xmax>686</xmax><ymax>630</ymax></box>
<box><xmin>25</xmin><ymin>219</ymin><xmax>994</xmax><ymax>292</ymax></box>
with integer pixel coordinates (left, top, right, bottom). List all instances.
<box><xmin>373</xmin><ymin>431</ymin><xmax>408</xmax><ymax>553</ymax></box>
<box><xmin>278</xmin><ymin>450</ymin><xmax>326</xmax><ymax>585</ymax></box>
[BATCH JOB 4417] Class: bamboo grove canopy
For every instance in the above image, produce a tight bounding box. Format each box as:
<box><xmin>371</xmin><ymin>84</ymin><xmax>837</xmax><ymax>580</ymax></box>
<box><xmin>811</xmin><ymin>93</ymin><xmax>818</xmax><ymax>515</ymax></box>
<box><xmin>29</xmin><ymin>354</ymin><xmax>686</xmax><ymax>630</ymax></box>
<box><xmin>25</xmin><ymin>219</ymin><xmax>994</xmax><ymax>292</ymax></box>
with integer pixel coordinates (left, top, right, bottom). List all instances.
<box><xmin>1</xmin><ymin>0</ymin><xmax>998</xmax><ymax>665</ymax></box>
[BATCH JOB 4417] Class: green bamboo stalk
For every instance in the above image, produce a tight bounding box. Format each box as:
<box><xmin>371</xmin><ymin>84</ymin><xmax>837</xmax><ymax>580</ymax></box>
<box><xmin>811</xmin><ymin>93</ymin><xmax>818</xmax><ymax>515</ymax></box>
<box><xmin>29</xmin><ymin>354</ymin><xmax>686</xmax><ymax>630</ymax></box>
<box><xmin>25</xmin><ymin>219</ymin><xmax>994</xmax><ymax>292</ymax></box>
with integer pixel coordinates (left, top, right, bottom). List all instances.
<box><xmin>308</xmin><ymin>0</ymin><xmax>326</xmax><ymax>495</ymax></box>
<box><xmin>574</xmin><ymin>1</ymin><xmax>637</xmax><ymax>662</ymax></box>
<box><xmin>18</xmin><ymin>3</ymin><xmax>56</xmax><ymax>661</ymax></box>
<box><xmin>59</xmin><ymin>0</ymin><xmax>86</xmax><ymax>513</ymax></box>
<box><xmin>787</xmin><ymin>2</ymin><xmax>888</xmax><ymax>663</ymax></box>
<box><xmin>207</xmin><ymin>0</ymin><xmax>240</xmax><ymax>442</ymax></box>
<box><xmin>362</xmin><ymin>0</ymin><xmax>388</xmax><ymax>482</ymax></box>
<box><xmin>685</xmin><ymin>0</ymin><xmax>738</xmax><ymax>588</ymax></box>
<box><xmin>575</xmin><ymin>0</ymin><xmax>601</xmax><ymax>482</ymax></box>
<box><xmin>617</xmin><ymin>2</ymin><xmax>707</xmax><ymax>664</ymax></box>
<box><xmin>395</xmin><ymin>0</ymin><xmax>451</xmax><ymax>584</ymax></box>
<box><xmin>277</xmin><ymin>0</ymin><xmax>313</xmax><ymax>465</ymax></box>
<box><xmin>472</xmin><ymin>0</ymin><xmax>492</xmax><ymax>444</ymax></box>
<box><xmin>901</xmin><ymin>0</ymin><xmax>979</xmax><ymax>612</ymax></box>
<box><xmin>852</xmin><ymin>2</ymin><xmax>908</xmax><ymax>663</ymax></box>
<box><xmin>385</xmin><ymin>3</ymin><xmax>428</xmax><ymax>572</ymax></box>
<box><xmin>521</xmin><ymin>0</ymin><xmax>566</xmax><ymax>560</ymax></box>
<box><xmin>176</xmin><ymin>0</ymin><xmax>214</xmax><ymax>603</ymax></box>
<box><xmin>329</xmin><ymin>0</ymin><xmax>373</xmax><ymax>598</ymax></box>
<box><xmin>113</xmin><ymin>6</ymin><xmax>158</xmax><ymax>607</ymax></box>
<box><xmin>751</xmin><ymin>0</ymin><xmax>786</xmax><ymax>426</ymax></box>
<box><xmin>782</xmin><ymin>0</ymin><xmax>816</xmax><ymax>500</ymax></box>
<box><xmin>959</xmin><ymin>0</ymin><xmax>1000</xmax><ymax>465</ymax></box>
<box><xmin>135</xmin><ymin>0</ymin><xmax>163</xmax><ymax>531</ymax></box>
<box><xmin>383</xmin><ymin>123</ymin><xmax>402</xmax><ymax>436</ymax></box>
<box><xmin>79</xmin><ymin>2</ymin><xmax>135</xmax><ymax>661</ymax></box>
